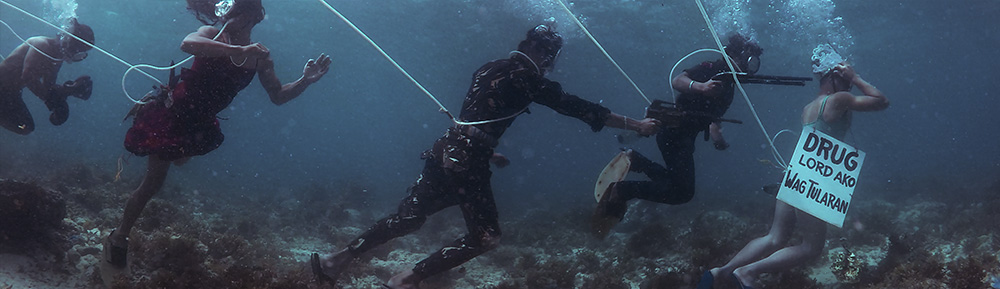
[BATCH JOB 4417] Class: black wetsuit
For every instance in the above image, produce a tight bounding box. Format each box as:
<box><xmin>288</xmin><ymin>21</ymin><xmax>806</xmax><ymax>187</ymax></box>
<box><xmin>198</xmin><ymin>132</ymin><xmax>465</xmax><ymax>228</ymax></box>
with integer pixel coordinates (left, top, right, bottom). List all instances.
<box><xmin>614</xmin><ymin>60</ymin><xmax>735</xmax><ymax>205</ymax></box>
<box><xmin>343</xmin><ymin>55</ymin><xmax>611</xmax><ymax>278</ymax></box>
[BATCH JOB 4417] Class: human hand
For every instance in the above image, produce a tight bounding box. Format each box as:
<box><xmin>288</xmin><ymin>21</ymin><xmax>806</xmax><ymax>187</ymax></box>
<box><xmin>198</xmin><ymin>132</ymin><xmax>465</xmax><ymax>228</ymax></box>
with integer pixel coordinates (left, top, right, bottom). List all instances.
<box><xmin>302</xmin><ymin>53</ymin><xmax>332</xmax><ymax>84</ymax></box>
<box><xmin>490</xmin><ymin>153</ymin><xmax>510</xmax><ymax>168</ymax></box>
<box><xmin>63</xmin><ymin>75</ymin><xmax>92</xmax><ymax>100</ymax></box>
<box><xmin>635</xmin><ymin>118</ymin><xmax>661</xmax><ymax>136</ymax></box>
<box><xmin>833</xmin><ymin>62</ymin><xmax>856</xmax><ymax>81</ymax></box>
<box><xmin>709</xmin><ymin>122</ymin><xmax>726</xmax><ymax>150</ymax></box>
<box><xmin>696</xmin><ymin>80</ymin><xmax>723</xmax><ymax>95</ymax></box>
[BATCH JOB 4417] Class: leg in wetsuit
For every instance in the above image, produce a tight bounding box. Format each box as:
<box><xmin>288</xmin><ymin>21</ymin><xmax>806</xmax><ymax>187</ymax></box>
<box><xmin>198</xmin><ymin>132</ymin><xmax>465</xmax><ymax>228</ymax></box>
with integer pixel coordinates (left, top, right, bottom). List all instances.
<box><xmin>343</xmin><ymin>134</ymin><xmax>501</xmax><ymax>279</ymax></box>
<box><xmin>612</xmin><ymin>124</ymin><xmax>700</xmax><ymax>205</ymax></box>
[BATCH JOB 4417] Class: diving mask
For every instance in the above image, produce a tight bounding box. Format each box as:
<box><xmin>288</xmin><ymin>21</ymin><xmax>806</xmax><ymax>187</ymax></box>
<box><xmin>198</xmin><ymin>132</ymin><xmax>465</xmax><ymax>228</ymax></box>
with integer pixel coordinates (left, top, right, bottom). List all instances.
<box><xmin>215</xmin><ymin>0</ymin><xmax>234</xmax><ymax>18</ymax></box>
<box><xmin>59</xmin><ymin>33</ymin><xmax>87</xmax><ymax>62</ymax></box>
<box><xmin>723</xmin><ymin>45</ymin><xmax>761</xmax><ymax>74</ymax></box>
<box><xmin>743</xmin><ymin>55</ymin><xmax>760</xmax><ymax>74</ymax></box>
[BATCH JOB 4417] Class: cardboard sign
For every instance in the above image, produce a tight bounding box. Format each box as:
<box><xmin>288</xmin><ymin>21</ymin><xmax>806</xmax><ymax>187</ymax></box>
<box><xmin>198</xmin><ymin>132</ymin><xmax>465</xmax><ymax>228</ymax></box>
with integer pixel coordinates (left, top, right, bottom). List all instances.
<box><xmin>776</xmin><ymin>128</ymin><xmax>866</xmax><ymax>228</ymax></box>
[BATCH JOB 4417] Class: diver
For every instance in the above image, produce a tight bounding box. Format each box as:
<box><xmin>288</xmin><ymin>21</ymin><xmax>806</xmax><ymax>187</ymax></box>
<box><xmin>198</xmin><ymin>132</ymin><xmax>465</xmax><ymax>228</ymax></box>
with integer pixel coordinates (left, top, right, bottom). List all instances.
<box><xmin>101</xmin><ymin>0</ymin><xmax>331</xmax><ymax>283</ymax></box>
<box><xmin>592</xmin><ymin>34</ymin><xmax>763</xmax><ymax>237</ymax></box>
<box><xmin>311</xmin><ymin>23</ymin><xmax>660</xmax><ymax>289</ymax></box>
<box><xmin>696</xmin><ymin>44</ymin><xmax>888</xmax><ymax>289</ymax></box>
<box><xmin>0</xmin><ymin>17</ymin><xmax>94</xmax><ymax>135</ymax></box>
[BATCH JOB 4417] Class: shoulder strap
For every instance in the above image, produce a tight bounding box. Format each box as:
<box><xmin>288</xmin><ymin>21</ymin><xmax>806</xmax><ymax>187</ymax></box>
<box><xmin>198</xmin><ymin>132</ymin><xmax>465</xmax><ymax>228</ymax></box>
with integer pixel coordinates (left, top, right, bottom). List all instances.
<box><xmin>817</xmin><ymin>94</ymin><xmax>833</xmax><ymax>116</ymax></box>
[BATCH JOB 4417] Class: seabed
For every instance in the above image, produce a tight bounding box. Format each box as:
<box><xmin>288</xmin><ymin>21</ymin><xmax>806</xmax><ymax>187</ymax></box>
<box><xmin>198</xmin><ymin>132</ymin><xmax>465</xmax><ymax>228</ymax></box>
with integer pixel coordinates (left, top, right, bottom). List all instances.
<box><xmin>1</xmin><ymin>164</ymin><xmax>999</xmax><ymax>289</ymax></box>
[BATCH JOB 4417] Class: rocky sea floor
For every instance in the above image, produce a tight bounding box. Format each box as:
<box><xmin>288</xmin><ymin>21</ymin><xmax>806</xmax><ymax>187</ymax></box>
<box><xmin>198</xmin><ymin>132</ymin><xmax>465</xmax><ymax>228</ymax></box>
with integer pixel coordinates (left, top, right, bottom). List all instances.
<box><xmin>1</xmin><ymin>164</ymin><xmax>999</xmax><ymax>289</ymax></box>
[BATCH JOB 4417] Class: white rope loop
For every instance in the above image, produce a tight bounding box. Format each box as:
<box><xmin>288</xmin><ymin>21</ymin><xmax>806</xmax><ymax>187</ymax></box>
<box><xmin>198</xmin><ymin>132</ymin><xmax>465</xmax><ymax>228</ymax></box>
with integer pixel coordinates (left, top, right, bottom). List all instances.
<box><xmin>693</xmin><ymin>0</ymin><xmax>787</xmax><ymax>168</ymax></box>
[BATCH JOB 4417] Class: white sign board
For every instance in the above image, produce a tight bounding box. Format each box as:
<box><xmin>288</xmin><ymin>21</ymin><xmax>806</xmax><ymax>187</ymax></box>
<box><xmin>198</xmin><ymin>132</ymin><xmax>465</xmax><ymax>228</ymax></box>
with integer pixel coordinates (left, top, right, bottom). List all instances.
<box><xmin>776</xmin><ymin>128</ymin><xmax>866</xmax><ymax>228</ymax></box>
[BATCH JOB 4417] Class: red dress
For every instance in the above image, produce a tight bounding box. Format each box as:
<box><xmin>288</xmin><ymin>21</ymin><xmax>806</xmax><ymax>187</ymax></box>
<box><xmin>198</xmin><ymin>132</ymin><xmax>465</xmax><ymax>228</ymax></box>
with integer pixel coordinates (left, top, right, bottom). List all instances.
<box><xmin>124</xmin><ymin>56</ymin><xmax>256</xmax><ymax>161</ymax></box>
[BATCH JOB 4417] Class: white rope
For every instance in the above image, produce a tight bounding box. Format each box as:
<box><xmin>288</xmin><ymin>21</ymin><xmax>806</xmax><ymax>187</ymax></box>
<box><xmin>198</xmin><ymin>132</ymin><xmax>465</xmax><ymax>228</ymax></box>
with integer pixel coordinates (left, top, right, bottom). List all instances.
<box><xmin>315</xmin><ymin>0</ymin><xmax>535</xmax><ymax>126</ymax></box>
<box><xmin>0</xmin><ymin>0</ymin><xmax>166</xmax><ymax>105</ymax></box>
<box><xmin>694</xmin><ymin>0</ymin><xmax>787</xmax><ymax>168</ymax></box>
<box><xmin>314</xmin><ymin>0</ymin><xmax>454</xmax><ymax>118</ymax></box>
<box><xmin>120</xmin><ymin>22</ymin><xmax>233</xmax><ymax>104</ymax></box>
<box><xmin>0</xmin><ymin>0</ymin><xmax>159</xmax><ymax>82</ymax></box>
<box><xmin>0</xmin><ymin>19</ymin><xmax>63</xmax><ymax>62</ymax></box>
<box><xmin>555</xmin><ymin>0</ymin><xmax>650</xmax><ymax>104</ymax></box>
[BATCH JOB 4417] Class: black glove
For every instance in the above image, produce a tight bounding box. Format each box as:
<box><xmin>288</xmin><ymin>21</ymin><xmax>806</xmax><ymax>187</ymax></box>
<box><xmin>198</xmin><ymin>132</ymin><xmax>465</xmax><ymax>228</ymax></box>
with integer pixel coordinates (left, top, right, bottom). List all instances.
<box><xmin>62</xmin><ymin>75</ymin><xmax>93</xmax><ymax>100</ymax></box>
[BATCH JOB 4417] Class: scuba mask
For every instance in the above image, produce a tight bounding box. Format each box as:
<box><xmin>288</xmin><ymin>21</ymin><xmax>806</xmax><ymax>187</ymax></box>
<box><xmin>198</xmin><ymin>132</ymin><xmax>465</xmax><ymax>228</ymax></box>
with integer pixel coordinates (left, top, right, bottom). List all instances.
<box><xmin>59</xmin><ymin>33</ymin><xmax>87</xmax><ymax>62</ymax></box>
<box><xmin>724</xmin><ymin>44</ymin><xmax>760</xmax><ymax>74</ymax></box>
<box><xmin>530</xmin><ymin>23</ymin><xmax>563</xmax><ymax>73</ymax></box>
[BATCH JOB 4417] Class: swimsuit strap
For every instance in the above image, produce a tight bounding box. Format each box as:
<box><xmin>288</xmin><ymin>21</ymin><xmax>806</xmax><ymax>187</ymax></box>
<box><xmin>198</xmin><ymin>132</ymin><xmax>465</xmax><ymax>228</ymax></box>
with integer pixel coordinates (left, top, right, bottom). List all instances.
<box><xmin>805</xmin><ymin>94</ymin><xmax>834</xmax><ymax>127</ymax></box>
<box><xmin>817</xmin><ymin>94</ymin><xmax>832</xmax><ymax>116</ymax></box>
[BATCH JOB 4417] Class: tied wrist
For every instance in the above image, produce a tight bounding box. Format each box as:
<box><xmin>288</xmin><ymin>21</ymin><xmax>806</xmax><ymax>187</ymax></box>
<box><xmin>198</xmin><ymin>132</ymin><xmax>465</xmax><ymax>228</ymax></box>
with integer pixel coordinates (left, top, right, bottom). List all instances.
<box><xmin>688</xmin><ymin>80</ymin><xmax>696</xmax><ymax>92</ymax></box>
<box><xmin>624</xmin><ymin>116</ymin><xmax>630</xmax><ymax>130</ymax></box>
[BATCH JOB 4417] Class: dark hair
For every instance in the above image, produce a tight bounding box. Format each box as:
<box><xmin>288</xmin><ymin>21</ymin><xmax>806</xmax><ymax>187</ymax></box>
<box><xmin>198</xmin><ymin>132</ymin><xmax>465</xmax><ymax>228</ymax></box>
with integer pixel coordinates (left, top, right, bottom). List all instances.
<box><xmin>63</xmin><ymin>18</ymin><xmax>94</xmax><ymax>50</ymax></box>
<box><xmin>724</xmin><ymin>34</ymin><xmax>763</xmax><ymax>58</ymax></box>
<box><xmin>517</xmin><ymin>24</ymin><xmax>563</xmax><ymax>57</ymax></box>
<box><xmin>187</xmin><ymin>0</ymin><xmax>264</xmax><ymax>26</ymax></box>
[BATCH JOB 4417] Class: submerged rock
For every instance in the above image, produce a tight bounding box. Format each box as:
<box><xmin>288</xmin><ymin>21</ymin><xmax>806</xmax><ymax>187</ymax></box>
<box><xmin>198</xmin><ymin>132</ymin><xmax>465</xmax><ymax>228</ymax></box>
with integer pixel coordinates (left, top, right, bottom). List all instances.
<box><xmin>0</xmin><ymin>179</ymin><xmax>67</xmax><ymax>243</ymax></box>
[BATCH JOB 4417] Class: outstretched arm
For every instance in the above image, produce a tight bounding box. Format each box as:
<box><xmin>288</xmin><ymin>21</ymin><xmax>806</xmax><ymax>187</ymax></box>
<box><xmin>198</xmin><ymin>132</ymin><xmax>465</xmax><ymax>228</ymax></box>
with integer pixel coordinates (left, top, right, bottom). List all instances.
<box><xmin>604</xmin><ymin>112</ymin><xmax>660</xmax><ymax>136</ymax></box>
<box><xmin>257</xmin><ymin>53</ymin><xmax>332</xmax><ymax>105</ymax></box>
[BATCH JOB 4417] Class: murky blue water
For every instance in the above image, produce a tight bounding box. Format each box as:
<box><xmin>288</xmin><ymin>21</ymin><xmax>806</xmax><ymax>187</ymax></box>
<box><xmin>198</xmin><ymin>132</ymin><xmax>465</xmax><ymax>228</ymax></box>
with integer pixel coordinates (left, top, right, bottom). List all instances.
<box><xmin>2</xmin><ymin>0</ymin><xmax>997</xmax><ymax>217</ymax></box>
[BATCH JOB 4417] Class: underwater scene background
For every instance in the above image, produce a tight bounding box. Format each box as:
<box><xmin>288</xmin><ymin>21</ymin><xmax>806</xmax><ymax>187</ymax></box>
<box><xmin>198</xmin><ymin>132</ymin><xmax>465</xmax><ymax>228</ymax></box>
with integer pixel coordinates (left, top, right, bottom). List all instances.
<box><xmin>1</xmin><ymin>0</ymin><xmax>998</xmax><ymax>288</ymax></box>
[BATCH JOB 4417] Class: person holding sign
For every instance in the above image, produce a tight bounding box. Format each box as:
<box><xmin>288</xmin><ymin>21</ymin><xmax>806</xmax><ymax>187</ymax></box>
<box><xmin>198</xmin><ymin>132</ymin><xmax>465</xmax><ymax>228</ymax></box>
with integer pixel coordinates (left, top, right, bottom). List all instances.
<box><xmin>696</xmin><ymin>44</ymin><xmax>887</xmax><ymax>289</ymax></box>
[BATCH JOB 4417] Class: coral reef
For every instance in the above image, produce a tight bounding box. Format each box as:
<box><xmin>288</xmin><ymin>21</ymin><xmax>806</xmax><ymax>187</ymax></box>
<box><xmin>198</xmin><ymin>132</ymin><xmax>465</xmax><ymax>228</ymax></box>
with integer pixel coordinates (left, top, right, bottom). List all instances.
<box><xmin>0</xmin><ymin>179</ymin><xmax>70</xmax><ymax>260</ymax></box>
<box><xmin>829</xmin><ymin>248</ymin><xmax>862</xmax><ymax>283</ymax></box>
<box><xmin>3</xmin><ymin>162</ymin><xmax>1000</xmax><ymax>289</ymax></box>
<box><xmin>686</xmin><ymin>210</ymin><xmax>752</xmax><ymax>268</ymax></box>
<box><xmin>0</xmin><ymin>179</ymin><xmax>67</xmax><ymax>241</ymax></box>
<box><xmin>625</xmin><ymin>223</ymin><xmax>675</xmax><ymax>258</ymax></box>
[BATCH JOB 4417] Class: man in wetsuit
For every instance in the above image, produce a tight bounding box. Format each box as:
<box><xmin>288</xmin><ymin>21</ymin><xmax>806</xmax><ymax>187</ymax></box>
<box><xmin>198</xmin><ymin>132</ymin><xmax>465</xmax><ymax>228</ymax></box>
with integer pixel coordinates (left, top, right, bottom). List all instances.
<box><xmin>593</xmin><ymin>34</ymin><xmax>763</xmax><ymax>237</ymax></box>
<box><xmin>0</xmin><ymin>18</ymin><xmax>94</xmax><ymax>135</ymax></box>
<box><xmin>311</xmin><ymin>24</ymin><xmax>660</xmax><ymax>289</ymax></box>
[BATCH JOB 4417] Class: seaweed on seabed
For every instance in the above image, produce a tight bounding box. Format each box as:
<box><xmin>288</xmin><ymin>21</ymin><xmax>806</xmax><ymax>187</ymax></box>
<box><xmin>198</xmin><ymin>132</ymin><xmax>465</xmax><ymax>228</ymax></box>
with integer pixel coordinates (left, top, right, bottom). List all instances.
<box><xmin>755</xmin><ymin>268</ymin><xmax>821</xmax><ymax>289</ymax></box>
<box><xmin>639</xmin><ymin>271</ymin><xmax>686</xmax><ymax>289</ymax></box>
<box><xmin>491</xmin><ymin>259</ymin><xmax>577</xmax><ymax>289</ymax></box>
<box><xmin>686</xmin><ymin>210</ymin><xmax>751</xmax><ymax>268</ymax></box>
<box><xmin>625</xmin><ymin>223</ymin><xmax>675</xmax><ymax>259</ymax></box>
<box><xmin>943</xmin><ymin>254</ymin><xmax>991</xmax><ymax>289</ymax></box>
<box><xmin>580</xmin><ymin>268</ymin><xmax>629</xmax><ymax>289</ymax></box>
<box><xmin>527</xmin><ymin>260</ymin><xmax>575</xmax><ymax>289</ymax></box>
<box><xmin>0</xmin><ymin>179</ymin><xmax>70</xmax><ymax>260</ymax></box>
<box><xmin>866</xmin><ymin>238</ymin><xmax>946</xmax><ymax>289</ymax></box>
<box><xmin>114</xmin><ymin>230</ymin><xmax>316</xmax><ymax>289</ymax></box>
